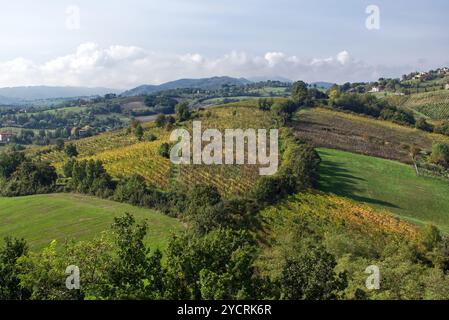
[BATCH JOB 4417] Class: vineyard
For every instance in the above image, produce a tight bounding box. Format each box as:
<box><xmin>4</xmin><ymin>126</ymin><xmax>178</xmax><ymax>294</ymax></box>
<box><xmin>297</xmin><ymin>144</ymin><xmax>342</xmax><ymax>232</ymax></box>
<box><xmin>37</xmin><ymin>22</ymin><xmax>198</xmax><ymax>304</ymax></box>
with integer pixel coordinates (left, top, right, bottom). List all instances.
<box><xmin>85</xmin><ymin>141</ymin><xmax>172</xmax><ymax>189</ymax></box>
<box><xmin>260</xmin><ymin>192</ymin><xmax>418</xmax><ymax>241</ymax></box>
<box><xmin>176</xmin><ymin>105</ymin><xmax>278</xmax><ymax>196</ymax></box>
<box><xmin>28</xmin><ymin>103</ymin><xmax>278</xmax><ymax>196</ymax></box>
<box><xmin>294</xmin><ymin>107</ymin><xmax>449</xmax><ymax>163</ymax></box>
<box><xmin>257</xmin><ymin>191</ymin><xmax>419</xmax><ymax>278</ymax></box>
<box><xmin>389</xmin><ymin>90</ymin><xmax>449</xmax><ymax>120</ymax></box>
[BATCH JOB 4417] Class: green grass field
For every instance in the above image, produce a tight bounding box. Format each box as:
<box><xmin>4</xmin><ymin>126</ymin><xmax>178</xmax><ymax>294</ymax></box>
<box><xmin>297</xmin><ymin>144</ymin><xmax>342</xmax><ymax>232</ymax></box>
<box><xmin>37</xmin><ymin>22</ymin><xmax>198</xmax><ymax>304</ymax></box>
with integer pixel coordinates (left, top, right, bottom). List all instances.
<box><xmin>318</xmin><ymin>148</ymin><xmax>449</xmax><ymax>233</ymax></box>
<box><xmin>0</xmin><ymin>193</ymin><xmax>183</xmax><ymax>250</ymax></box>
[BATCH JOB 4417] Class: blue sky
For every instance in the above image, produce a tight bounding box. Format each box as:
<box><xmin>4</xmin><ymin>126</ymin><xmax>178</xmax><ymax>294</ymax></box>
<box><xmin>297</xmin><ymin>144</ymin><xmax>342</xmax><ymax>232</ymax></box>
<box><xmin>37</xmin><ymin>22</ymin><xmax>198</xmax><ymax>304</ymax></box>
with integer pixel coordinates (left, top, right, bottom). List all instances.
<box><xmin>0</xmin><ymin>0</ymin><xmax>448</xmax><ymax>88</ymax></box>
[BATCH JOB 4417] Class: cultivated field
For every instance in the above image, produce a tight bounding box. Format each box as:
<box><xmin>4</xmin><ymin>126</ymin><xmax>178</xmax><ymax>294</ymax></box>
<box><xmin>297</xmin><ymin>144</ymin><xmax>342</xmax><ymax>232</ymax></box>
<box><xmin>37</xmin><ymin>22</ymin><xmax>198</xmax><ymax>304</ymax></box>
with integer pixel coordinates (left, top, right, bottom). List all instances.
<box><xmin>294</xmin><ymin>107</ymin><xmax>449</xmax><ymax>163</ymax></box>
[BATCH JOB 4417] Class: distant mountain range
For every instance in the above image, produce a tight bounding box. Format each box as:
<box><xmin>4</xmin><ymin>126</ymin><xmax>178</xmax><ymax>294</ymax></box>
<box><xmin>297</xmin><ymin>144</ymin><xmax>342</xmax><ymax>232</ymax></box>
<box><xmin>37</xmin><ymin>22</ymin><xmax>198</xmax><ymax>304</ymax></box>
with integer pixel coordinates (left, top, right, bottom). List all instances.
<box><xmin>0</xmin><ymin>78</ymin><xmax>336</xmax><ymax>105</ymax></box>
<box><xmin>0</xmin><ymin>86</ymin><xmax>120</xmax><ymax>105</ymax></box>
<box><xmin>121</xmin><ymin>76</ymin><xmax>252</xmax><ymax>97</ymax></box>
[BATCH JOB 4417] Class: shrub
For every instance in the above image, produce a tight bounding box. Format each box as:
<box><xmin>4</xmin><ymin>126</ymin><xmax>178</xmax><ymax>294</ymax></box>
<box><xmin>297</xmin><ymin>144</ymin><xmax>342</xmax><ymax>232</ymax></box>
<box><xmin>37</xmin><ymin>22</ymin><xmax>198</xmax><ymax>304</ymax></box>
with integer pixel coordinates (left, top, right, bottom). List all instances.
<box><xmin>415</xmin><ymin>118</ymin><xmax>434</xmax><ymax>132</ymax></box>
<box><xmin>158</xmin><ymin>143</ymin><xmax>171</xmax><ymax>158</ymax></box>
<box><xmin>430</xmin><ymin>143</ymin><xmax>449</xmax><ymax>168</ymax></box>
<box><xmin>155</xmin><ymin>114</ymin><xmax>167</xmax><ymax>128</ymax></box>
<box><xmin>65</xmin><ymin>144</ymin><xmax>78</xmax><ymax>158</ymax></box>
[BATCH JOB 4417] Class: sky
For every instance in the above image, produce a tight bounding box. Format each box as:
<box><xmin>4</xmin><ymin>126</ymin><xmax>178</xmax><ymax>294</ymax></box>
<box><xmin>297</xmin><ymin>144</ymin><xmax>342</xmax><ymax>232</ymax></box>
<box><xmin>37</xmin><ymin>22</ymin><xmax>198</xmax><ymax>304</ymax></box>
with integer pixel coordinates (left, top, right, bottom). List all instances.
<box><xmin>0</xmin><ymin>0</ymin><xmax>448</xmax><ymax>89</ymax></box>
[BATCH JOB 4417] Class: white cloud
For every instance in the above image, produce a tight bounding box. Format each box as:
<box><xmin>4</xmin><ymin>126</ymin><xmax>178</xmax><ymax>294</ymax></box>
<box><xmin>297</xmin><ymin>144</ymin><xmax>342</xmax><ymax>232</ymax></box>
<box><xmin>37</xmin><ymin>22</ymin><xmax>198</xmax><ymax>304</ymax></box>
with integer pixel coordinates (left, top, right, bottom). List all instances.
<box><xmin>336</xmin><ymin>50</ymin><xmax>350</xmax><ymax>65</ymax></box>
<box><xmin>0</xmin><ymin>44</ymin><xmax>411</xmax><ymax>89</ymax></box>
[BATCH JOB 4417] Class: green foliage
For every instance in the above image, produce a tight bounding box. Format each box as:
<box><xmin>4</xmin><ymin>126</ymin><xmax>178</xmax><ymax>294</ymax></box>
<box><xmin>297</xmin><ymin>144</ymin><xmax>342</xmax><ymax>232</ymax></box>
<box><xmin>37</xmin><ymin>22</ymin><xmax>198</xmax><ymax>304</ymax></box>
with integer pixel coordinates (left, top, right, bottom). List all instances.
<box><xmin>279</xmin><ymin>243</ymin><xmax>347</xmax><ymax>300</ymax></box>
<box><xmin>252</xmin><ymin>133</ymin><xmax>321</xmax><ymax>204</ymax></box>
<box><xmin>55</xmin><ymin>139</ymin><xmax>65</xmax><ymax>151</ymax></box>
<box><xmin>258</xmin><ymin>98</ymin><xmax>274</xmax><ymax>111</ymax></box>
<box><xmin>158</xmin><ymin>142</ymin><xmax>171</xmax><ymax>158</ymax></box>
<box><xmin>1</xmin><ymin>161</ymin><xmax>57</xmax><ymax>196</ymax></box>
<box><xmin>147</xmin><ymin>133</ymin><xmax>157</xmax><ymax>141</ymax></box>
<box><xmin>104</xmin><ymin>213</ymin><xmax>165</xmax><ymax>299</ymax></box>
<box><xmin>291</xmin><ymin>81</ymin><xmax>309</xmax><ymax>105</ymax></box>
<box><xmin>134</xmin><ymin>124</ymin><xmax>144</xmax><ymax>141</ymax></box>
<box><xmin>430</xmin><ymin>143</ymin><xmax>449</xmax><ymax>168</ymax></box>
<box><xmin>113</xmin><ymin>175</ymin><xmax>149</xmax><ymax>206</ymax></box>
<box><xmin>0</xmin><ymin>151</ymin><xmax>25</xmax><ymax>179</ymax></box>
<box><xmin>66</xmin><ymin>159</ymin><xmax>115</xmax><ymax>197</ymax></box>
<box><xmin>65</xmin><ymin>144</ymin><xmax>78</xmax><ymax>158</ymax></box>
<box><xmin>0</xmin><ymin>237</ymin><xmax>30</xmax><ymax>300</ymax></box>
<box><xmin>420</xmin><ymin>224</ymin><xmax>442</xmax><ymax>251</ymax></box>
<box><xmin>175</xmin><ymin>101</ymin><xmax>191</xmax><ymax>122</ymax></box>
<box><xmin>415</xmin><ymin>118</ymin><xmax>434</xmax><ymax>132</ymax></box>
<box><xmin>165</xmin><ymin>228</ymin><xmax>264</xmax><ymax>299</ymax></box>
<box><xmin>331</xmin><ymin>93</ymin><xmax>415</xmax><ymax>126</ymax></box>
<box><xmin>155</xmin><ymin>114</ymin><xmax>167</xmax><ymax>128</ymax></box>
<box><xmin>18</xmin><ymin>240</ymin><xmax>79</xmax><ymax>300</ymax></box>
<box><xmin>434</xmin><ymin>120</ymin><xmax>449</xmax><ymax>136</ymax></box>
<box><xmin>271</xmin><ymin>99</ymin><xmax>299</xmax><ymax>124</ymax></box>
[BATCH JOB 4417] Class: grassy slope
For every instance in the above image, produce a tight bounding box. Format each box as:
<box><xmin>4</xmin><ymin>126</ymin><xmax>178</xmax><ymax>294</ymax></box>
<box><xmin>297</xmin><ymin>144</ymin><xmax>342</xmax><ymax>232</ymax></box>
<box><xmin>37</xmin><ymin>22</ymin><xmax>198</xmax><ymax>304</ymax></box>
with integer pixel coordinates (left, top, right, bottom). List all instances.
<box><xmin>0</xmin><ymin>193</ymin><xmax>183</xmax><ymax>250</ymax></box>
<box><xmin>318</xmin><ymin>148</ymin><xmax>449</xmax><ymax>233</ymax></box>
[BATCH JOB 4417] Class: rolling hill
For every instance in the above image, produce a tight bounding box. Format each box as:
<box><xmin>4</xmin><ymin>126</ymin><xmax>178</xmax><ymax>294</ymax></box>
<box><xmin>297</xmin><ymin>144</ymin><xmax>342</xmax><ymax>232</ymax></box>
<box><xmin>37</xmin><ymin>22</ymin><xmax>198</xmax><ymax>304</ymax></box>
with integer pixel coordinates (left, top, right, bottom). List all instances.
<box><xmin>30</xmin><ymin>103</ymin><xmax>275</xmax><ymax>196</ymax></box>
<box><xmin>294</xmin><ymin>107</ymin><xmax>449</xmax><ymax>163</ymax></box>
<box><xmin>0</xmin><ymin>193</ymin><xmax>183</xmax><ymax>250</ymax></box>
<box><xmin>318</xmin><ymin>148</ymin><xmax>449</xmax><ymax>233</ymax></box>
<box><xmin>121</xmin><ymin>76</ymin><xmax>251</xmax><ymax>97</ymax></box>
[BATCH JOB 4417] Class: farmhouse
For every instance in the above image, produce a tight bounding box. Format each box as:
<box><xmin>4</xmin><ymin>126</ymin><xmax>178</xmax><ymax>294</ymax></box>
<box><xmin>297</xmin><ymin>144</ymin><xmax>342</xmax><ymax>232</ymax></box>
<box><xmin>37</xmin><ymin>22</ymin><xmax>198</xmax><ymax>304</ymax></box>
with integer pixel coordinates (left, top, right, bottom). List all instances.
<box><xmin>0</xmin><ymin>132</ymin><xmax>14</xmax><ymax>144</ymax></box>
<box><xmin>445</xmin><ymin>83</ymin><xmax>449</xmax><ymax>90</ymax></box>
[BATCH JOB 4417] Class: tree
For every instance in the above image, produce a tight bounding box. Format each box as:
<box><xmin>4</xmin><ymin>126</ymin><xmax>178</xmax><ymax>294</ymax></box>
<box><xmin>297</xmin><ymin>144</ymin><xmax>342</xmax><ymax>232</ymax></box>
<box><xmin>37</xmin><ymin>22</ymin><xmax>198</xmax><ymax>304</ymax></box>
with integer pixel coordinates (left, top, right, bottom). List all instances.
<box><xmin>271</xmin><ymin>100</ymin><xmax>298</xmax><ymax>124</ymax></box>
<box><xmin>258</xmin><ymin>98</ymin><xmax>273</xmax><ymax>111</ymax></box>
<box><xmin>134</xmin><ymin>124</ymin><xmax>144</xmax><ymax>141</ymax></box>
<box><xmin>187</xmin><ymin>184</ymin><xmax>221</xmax><ymax>210</ymax></box>
<box><xmin>105</xmin><ymin>213</ymin><xmax>165</xmax><ymax>299</ymax></box>
<box><xmin>291</xmin><ymin>81</ymin><xmax>309</xmax><ymax>105</ymax></box>
<box><xmin>0</xmin><ymin>151</ymin><xmax>25</xmax><ymax>179</ymax></box>
<box><xmin>279</xmin><ymin>243</ymin><xmax>347</xmax><ymax>300</ymax></box>
<box><xmin>420</xmin><ymin>224</ymin><xmax>442</xmax><ymax>251</ymax></box>
<box><xmin>65</xmin><ymin>144</ymin><xmax>78</xmax><ymax>158</ymax></box>
<box><xmin>0</xmin><ymin>237</ymin><xmax>30</xmax><ymax>300</ymax></box>
<box><xmin>55</xmin><ymin>139</ymin><xmax>65</xmax><ymax>151</ymax></box>
<box><xmin>175</xmin><ymin>101</ymin><xmax>191</xmax><ymax>121</ymax></box>
<box><xmin>147</xmin><ymin>133</ymin><xmax>157</xmax><ymax>141</ymax></box>
<box><xmin>430</xmin><ymin>143</ymin><xmax>449</xmax><ymax>168</ymax></box>
<box><xmin>155</xmin><ymin>114</ymin><xmax>167</xmax><ymax>128</ymax></box>
<box><xmin>1</xmin><ymin>161</ymin><xmax>58</xmax><ymax>196</ymax></box>
<box><xmin>165</xmin><ymin>229</ymin><xmax>265</xmax><ymax>299</ymax></box>
<box><xmin>158</xmin><ymin>143</ymin><xmax>171</xmax><ymax>158</ymax></box>
<box><xmin>113</xmin><ymin>175</ymin><xmax>148</xmax><ymax>206</ymax></box>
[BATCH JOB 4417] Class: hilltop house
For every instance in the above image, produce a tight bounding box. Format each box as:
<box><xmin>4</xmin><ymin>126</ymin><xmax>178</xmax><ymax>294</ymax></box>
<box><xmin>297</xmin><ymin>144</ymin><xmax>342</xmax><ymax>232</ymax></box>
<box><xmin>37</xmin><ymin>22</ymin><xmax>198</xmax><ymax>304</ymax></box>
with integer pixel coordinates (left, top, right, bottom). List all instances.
<box><xmin>369</xmin><ymin>86</ymin><xmax>382</xmax><ymax>93</ymax></box>
<box><xmin>413</xmin><ymin>72</ymin><xmax>428</xmax><ymax>80</ymax></box>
